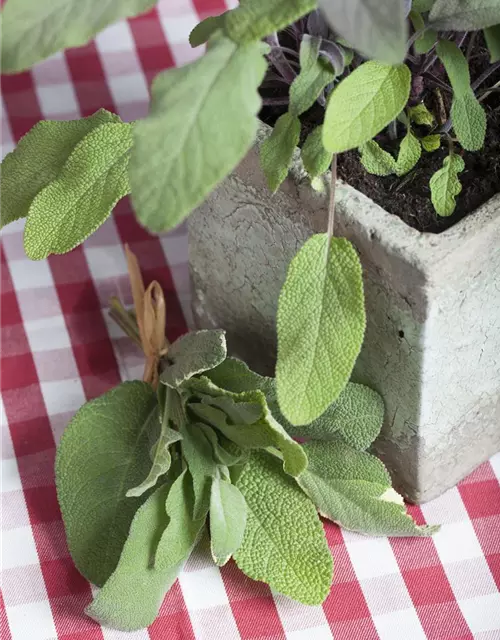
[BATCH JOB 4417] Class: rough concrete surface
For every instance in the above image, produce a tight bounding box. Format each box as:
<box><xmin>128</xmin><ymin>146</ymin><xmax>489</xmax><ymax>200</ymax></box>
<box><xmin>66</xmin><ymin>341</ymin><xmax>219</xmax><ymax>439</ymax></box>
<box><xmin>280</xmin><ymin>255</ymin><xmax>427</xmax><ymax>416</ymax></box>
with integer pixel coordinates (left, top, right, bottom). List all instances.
<box><xmin>188</xmin><ymin>123</ymin><xmax>500</xmax><ymax>503</ymax></box>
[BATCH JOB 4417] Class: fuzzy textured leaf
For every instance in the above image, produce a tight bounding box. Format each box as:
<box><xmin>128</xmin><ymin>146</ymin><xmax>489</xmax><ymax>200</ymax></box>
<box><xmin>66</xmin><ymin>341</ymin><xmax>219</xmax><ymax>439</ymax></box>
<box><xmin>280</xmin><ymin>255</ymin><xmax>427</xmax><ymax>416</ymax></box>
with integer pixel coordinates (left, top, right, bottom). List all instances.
<box><xmin>298</xmin><ymin>440</ymin><xmax>439</xmax><ymax>536</ymax></box>
<box><xmin>396</xmin><ymin>130</ymin><xmax>421</xmax><ymax>176</ymax></box>
<box><xmin>323</xmin><ymin>62</ymin><xmax>411</xmax><ymax>153</ymax></box>
<box><xmin>318</xmin><ymin>0</ymin><xmax>407</xmax><ymax>64</ymax></box>
<box><xmin>189</xmin><ymin>385</ymin><xmax>307</xmax><ymax>477</ymax></box>
<box><xmin>0</xmin><ymin>109</ymin><xmax>120</xmax><ymax>229</ymax></box>
<box><xmin>291</xmin><ymin>383</ymin><xmax>385</xmax><ymax>450</ymax></box>
<box><xmin>451</xmin><ymin>91</ymin><xmax>487</xmax><ymax>151</ymax></box>
<box><xmin>260</xmin><ymin>113</ymin><xmax>301</xmax><ymax>193</ymax></box>
<box><xmin>409</xmin><ymin>11</ymin><xmax>436</xmax><ymax>54</ymax></box>
<box><xmin>126</xmin><ymin>391</ymin><xmax>182</xmax><ymax>497</ymax></box>
<box><xmin>429</xmin><ymin>0</ymin><xmax>500</xmax><ymax>30</ymax></box>
<box><xmin>429</xmin><ymin>153</ymin><xmax>465</xmax><ymax>216</ymax></box>
<box><xmin>289</xmin><ymin>35</ymin><xmax>336</xmax><ymax>116</ymax></box>
<box><xmin>484</xmin><ymin>24</ymin><xmax>500</xmax><ymax>61</ymax></box>
<box><xmin>210</xmin><ymin>474</ymin><xmax>248</xmax><ymax>566</ymax></box>
<box><xmin>412</xmin><ymin>0</ymin><xmax>435</xmax><ymax>11</ymax></box>
<box><xmin>421</xmin><ymin>134</ymin><xmax>441</xmax><ymax>152</ymax></box>
<box><xmin>436</xmin><ymin>40</ymin><xmax>471</xmax><ymax>97</ymax></box>
<box><xmin>55</xmin><ymin>381</ymin><xmax>158</xmax><ymax>587</ymax></box>
<box><xmin>86</xmin><ymin>483</ymin><xmax>184</xmax><ymax>632</ymax></box>
<box><xmin>24</xmin><ymin>123</ymin><xmax>132</xmax><ymax>260</ymax></box>
<box><xmin>130</xmin><ymin>36</ymin><xmax>266</xmax><ymax>232</ymax></box>
<box><xmin>189</xmin><ymin>15</ymin><xmax>226</xmax><ymax>47</ymax></box>
<box><xmin>301</xmin><ymin>126</ymin><xmax>333</xmax><ymax>179</ymax></box>
<box><xmin>276</xmin><ymin>235</ymin><xmax>366</xmax><ymax>426</ymax></box>
<box><xmin>198</xmin><ymin>423</ymin><xmax>247</xmax><ymax>467</ymax></box>
<box><xmin>234</xmin><ymin>452</ymin><xmax>333</xmax><ymax>604</ymax></box>
<box><xmin>408</xmin><ymin>103</ymin><xmax>435</xmax><ymax>126</ymax></box>
<box><xmin>155</xmin><ymin>470</ymin><xmax>206</xmax><ymax>570</ymax></box>
<box><xmin>1</xmin><ymin>0</ymin><xmax>157</xmax><ymax>73</ymax></box>
<box><xmin>224</xmin><ymin>0</ymin><xmax>316</xmax><ymax>43</ymax></box>
<box><xmin>359</xmin><ymin>140</ymin><xmax>397</xmax><ymax>176</ymax></box>
<box><xmin>161</xmin><ymin>330</ymin><xmax>227</xmax><ymax>388</ymax></box>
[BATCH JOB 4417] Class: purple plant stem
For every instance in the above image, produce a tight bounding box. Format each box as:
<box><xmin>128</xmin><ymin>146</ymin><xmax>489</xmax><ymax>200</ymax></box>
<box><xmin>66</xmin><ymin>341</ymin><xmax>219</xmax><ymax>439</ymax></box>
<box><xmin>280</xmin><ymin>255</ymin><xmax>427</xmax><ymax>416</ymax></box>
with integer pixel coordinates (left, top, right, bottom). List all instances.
<box><xmin>472</xmin><ymin>61</ymin><xmax>500</xmax><ymax>91</ymax></box>
<box><xmin>264</xmin><ymin>33</ymin><xmax>296</xmax><ymax>83</ymax></box>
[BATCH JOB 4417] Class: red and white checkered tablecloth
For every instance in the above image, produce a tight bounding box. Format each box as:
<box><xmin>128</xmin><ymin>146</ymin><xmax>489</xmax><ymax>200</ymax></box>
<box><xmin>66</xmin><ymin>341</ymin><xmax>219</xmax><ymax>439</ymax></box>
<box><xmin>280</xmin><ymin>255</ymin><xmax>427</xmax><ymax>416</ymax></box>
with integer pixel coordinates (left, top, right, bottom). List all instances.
<box><xmin>1</xmin><ymin>1</ymin><xmax>500</xmax><ymax>638</ymax></box>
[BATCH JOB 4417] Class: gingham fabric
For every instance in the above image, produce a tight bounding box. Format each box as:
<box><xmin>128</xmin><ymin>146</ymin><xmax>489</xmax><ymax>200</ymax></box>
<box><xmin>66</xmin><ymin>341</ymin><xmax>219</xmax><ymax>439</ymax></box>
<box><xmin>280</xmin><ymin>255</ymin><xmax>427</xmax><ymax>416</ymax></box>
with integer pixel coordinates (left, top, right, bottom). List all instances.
<box><xmin>1</xmin><ymin>1</ymin><xmax>500</xmax><ymax>638</ymax></box>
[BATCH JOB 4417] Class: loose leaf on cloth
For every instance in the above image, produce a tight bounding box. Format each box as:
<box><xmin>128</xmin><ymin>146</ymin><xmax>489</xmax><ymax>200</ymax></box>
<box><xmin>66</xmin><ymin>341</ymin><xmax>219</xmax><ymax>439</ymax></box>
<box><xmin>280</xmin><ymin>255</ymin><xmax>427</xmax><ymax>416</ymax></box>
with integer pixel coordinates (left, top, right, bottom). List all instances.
<box><xmin>276</xmin><ymin>234</ymin><xmax>366</xmax><ymax>426</ymax></box>
<box><xmin>323</xmin><ymin>62</ymin><xmax>411</xmax><ymax>153</ymax></box>
<box><xmin>24</xmin><ymin>123</ymin><xmax>133</xmax><ymax>260</ymax></box>
<box><xmin>451</xmin><ymin>91</ymin><xmax>487</xmax><ymax>151</ymax></box>
<box><xmin>224</xmin><ymin>0</ymin><xmax>316</xmax><ymax>43</ymax></box>
<box><xmin>86</xmin><ymin>483</ymin><xmax>185</xmax><ymax>632</ymax></box>
<box><xmin>421</xmin><ymin>134</ymin><xmax>441</xmax><ymax>152</ymax></box>
<box><xmin>291</xmin><ymin>383</ymin><xmax>385</xmax><ymax>450</ymax></box>
<box><xmin>160</xmin><ymin>330</ymin><xmax>227</xmax><ymax>388</ymax></box>
<box><xmin>260</xmin><ymin>113</ymin><xmax>301</xmax><ymax>193</ymax></box>
<box><xmin>155</xmin><ymin>470</ymin><xmax>207</xmax><ymax>569</ymax></box>
<box><xmin>484</xmin><ymin>24</ymin><xmax>500</xmax><ymax>61</ymax></box>
<box><xmin>301</xmin><ymin>126</ymin><xmax>333</xmax><ymax>179</ymax></box>
<box><xmin>298</xmin><ymin>440</ymin><xmax>439</xmax><ymax>536</ymax></box>
<box><xmin>234</xmin><ymin>452</ymin><xmax>333</xmax><ymax>604</ymax></box>
<box><xmin>0</xmin><ymin>109</ymin><xmax>120</xmax><ymax>229</ymax></box>
<box><xmin>1</xmin><ymin>0</ymin><xmax>157</xmax><ymax>73</ymax></box>
<box><xmin>189</xmin><ymin>14</ymin><xmax>227</xmax><ymax>47</ymax></box>
<box><xmin>210</xmin><ymin>473</ymin><xmax>248</xmax><ymax>566</ymax></box>
<box><xmin>318</xmin><ymin>0</ymin><xmax>407</xmax><ymax>64</ymax></box>
<box><xmin>289</xmin><ymin>35</ymin><xmax>336</xmax><ymax>116</ymax></box>
<box><xmin>126</xmin><ymin>390</ymin><xmax>182</xmax><ymax>497</ymax></box>
<box><xmin>429</xmin><ymin>0</ymin><xmax>500</xmax><ymax>30</ymax></box>
<box><xmin>130</xmin><ymin>35</ymin><xmax>266</xmax><ymax>233</ymax></box>
<box><xmin>55</xmin><ymin>381</ymin><xmax>158</xmax><ymax>587</ymax></box>
<box><xmin>359</xmin><ymin>140</ymin><xmax>397</xmax><ymax>176</ymax></box>
<box><xmin>188</xmin><ymin>384</ymin><xmax>307</xmax><ymax>477</ymax></box>
<box><xmin>395</xmin><ymin>130</ymin><xmax>422</xmax><ymax>176</ymax></box>
<box><xmin>429</xmin><ymin>153</ymin><xmax>465</xmax><ymax>216</ymax></box>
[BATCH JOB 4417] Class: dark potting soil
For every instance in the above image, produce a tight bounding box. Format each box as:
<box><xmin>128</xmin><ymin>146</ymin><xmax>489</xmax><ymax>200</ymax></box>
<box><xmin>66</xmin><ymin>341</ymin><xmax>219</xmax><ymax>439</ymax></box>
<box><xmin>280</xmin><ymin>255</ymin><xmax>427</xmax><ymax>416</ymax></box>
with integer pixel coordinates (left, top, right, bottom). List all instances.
<box><xmin>260</xmin><ymin>43</ymin><xmax>500</xmax><ymax>234</ymax></box>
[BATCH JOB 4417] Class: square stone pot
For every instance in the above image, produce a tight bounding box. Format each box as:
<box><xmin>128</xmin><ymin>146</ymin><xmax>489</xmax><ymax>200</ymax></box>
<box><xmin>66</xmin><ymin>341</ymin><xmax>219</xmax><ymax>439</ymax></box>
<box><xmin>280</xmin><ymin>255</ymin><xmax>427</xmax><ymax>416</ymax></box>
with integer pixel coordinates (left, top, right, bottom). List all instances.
<box><xmin>188</xmin><ymin>123</ymin><xmax>500</xmax><ymax>504</ymax></box>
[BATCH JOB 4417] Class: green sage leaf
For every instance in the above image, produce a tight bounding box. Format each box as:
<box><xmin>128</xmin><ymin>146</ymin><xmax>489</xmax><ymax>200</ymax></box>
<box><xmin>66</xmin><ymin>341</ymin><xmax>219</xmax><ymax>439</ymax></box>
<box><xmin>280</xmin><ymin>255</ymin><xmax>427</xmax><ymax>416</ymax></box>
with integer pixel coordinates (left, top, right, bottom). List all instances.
<box><xmin>395</xmin><ymin>130</ymin><xmax>422</xmax><ymax>176</ymax></box>
<box><xmin>130</xmin><ymin>35</ymin><xmax>266</xmax><ymax>232</ymax></box>
<box><xmin>260</xmin><ymin>112</ymin><xmax>301</xmax><ymax>193</ymax></box>
<box><xmin>189</xmin><ymin>15</ymin><xmax>226</xmax><ymax>47</ymax></box>
<box><xmin>298</xmin><ymin>440</ymin><xmax>439</xmax><ymax>537</ymax></box>
<box><xmin>484</xmin><ymin>25</ymin><xmax>500</xmax><ymax>62</ymax></box>
<box><xmin>318</xmin><ymin>0</ymin><xmax>407</xmax><ymax>64</ymax></box>
<box><xmin>409</xmin><ymin>11</ymin><xmax>437</xmax><ymax>54</ymax></box>
<box><xmin>198</xmin><ymin>423</ymin><xmax>248</xmax><ymax>467</ymax></box>
<box><xmin>436</xmin><ymin>40</ymin><xmax>472</xmax><ymax>97</ymax></box>
<box><xmin>412</xmin><ymin>0</ymin><xmax>435</xmax><ymax>12</ymax></box>
<box><xmin>323</xmin><ymin>62</ymin><xmax>411</xmax><ymax>153</ymax></box>
<box><xmin>359</xmin><ymin>140</ymin><xmax>397</xmax><ymax>176</ymax></box>
<box><xmin>161</xmin><ymin>330</ymin><xmax>227</xmax><ymax>388</ymax></box>
<box><xmin>188</xmin><ymin>385</ymin><xmax>307</xmax><ymax>477</ymax></box>
<box><xmin>86</xmin><ymin>482</ymin><xmax>184</xmax><ymax>632</ymax></box>
<box><xmin>210</xmin><ymin>473</ymin><xmax>248</xmax><ymax>566</ymax></box>
<box><xmin>301</xmin><ymin>125</ymin><xmax>333</xmax><ymax>179</ymax></box>
<box><xmin>408</xmin><ymin>103</ymin><xmax>435</xmax><ymax>126</ymax></box>
<box><xmin>276</xmin><ymin>234</ymin><xmax>366</xmax><ymax>426</ymax></box>
<box><xmin>224</xmin><ymin>0</ymin><xmax>316</xmax><ymax>44</ymax></box>
<box><xmin>289</xmin><ymin>35</ymin><xmax>336</xmax><ymax>116</ymax></box>
<box><xmin>291</xmin><ymin>383</ymin><xmax>385</xmax><ymax>450</ymax></box>
<box><xmin>1</xmin><ymin>0</ymin><xmax>157</xmax><ymax>73</ymax></box>
<box><xmin>429</xmin><ymin>153</ymin><xmax>465</xmax><ymax>216</ymax></box>
<box><xmin>0</xmin><ymin>109</ymin><xmax>120</xmax><ymax>229</ymax></box>
<box><xmin>420</xmin><ymin>134</ymin><xmax>441</xmax><ymax>152</ymax></box>
<box><xmin>126</xmin><ymin>389</ymin><xmax>182</xmax><ymax>498</ymax></box>
<box><xmin>429</xmin><ymin>0</ymin><xmax>500</xmax><ymax>30</ymax></box>
<box><xmin>24</xmin><ymin>122</ymin><xmax>132</xmax><ymax>260</ymax></box>
<box><xmin>55</xmin><ymin>381</ymin><xmax>158</xmax><ymax>587</ymax></box>
<box><xmin>155</xmin><ymin>470</ymin><xmax>206</xmax><ymax>570</ymax></box>
<box><xmin>451</xmin><ymin>91</ymin><xmax>487</xmax><ymax>151</ymax></box>
<box><xmin>234</xmin><ymin>452</ymin><xmax>333</xmax><ymax>605</ymax></box>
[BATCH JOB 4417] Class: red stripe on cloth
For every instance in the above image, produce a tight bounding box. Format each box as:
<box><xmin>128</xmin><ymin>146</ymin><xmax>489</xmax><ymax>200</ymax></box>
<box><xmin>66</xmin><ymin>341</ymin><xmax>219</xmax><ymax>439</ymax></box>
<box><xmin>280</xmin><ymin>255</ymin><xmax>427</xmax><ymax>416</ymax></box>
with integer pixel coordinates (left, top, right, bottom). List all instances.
<box><xmin>0</xmin><ymin>591</ymin><xmax>12</xmax><ymax>640</ymax></box>
<box><xmin>128</xmin><ymin>8</ymin><xmax>175</xmax><ymax>87</ymax></box>
<box><xmin>192</xmin><ymin>0</ymin><xmax>228</xmax><ymax>18</ymax></box>
<box><xmin>149</xmin><ymin>581</ymin><xmax>196</xmax><ymax>640</ymax></box>
<box><xmin>1</xmin><ymin>71</ymin><xmax>43</xmax><ymax>139</ymax></box>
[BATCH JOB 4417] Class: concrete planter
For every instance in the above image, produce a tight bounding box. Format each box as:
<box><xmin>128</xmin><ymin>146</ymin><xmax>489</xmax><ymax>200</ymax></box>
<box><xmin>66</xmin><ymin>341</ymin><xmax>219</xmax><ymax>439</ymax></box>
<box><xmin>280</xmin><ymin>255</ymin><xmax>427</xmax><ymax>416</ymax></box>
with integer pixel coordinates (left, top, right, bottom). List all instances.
<box><xmin>188</xmin><ymin>123</ymin><xmax>500</xmax><ymax>503</ymax></box>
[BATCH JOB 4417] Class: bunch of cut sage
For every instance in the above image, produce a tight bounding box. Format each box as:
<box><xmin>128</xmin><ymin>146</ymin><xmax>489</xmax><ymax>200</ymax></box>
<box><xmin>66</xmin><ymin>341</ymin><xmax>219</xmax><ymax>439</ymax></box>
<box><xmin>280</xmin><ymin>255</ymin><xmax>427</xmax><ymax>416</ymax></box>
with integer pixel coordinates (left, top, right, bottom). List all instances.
<box><xmin>56</xmin><ymin>327</ymin><xmax>438</xmax><ymax>632</ymax></box>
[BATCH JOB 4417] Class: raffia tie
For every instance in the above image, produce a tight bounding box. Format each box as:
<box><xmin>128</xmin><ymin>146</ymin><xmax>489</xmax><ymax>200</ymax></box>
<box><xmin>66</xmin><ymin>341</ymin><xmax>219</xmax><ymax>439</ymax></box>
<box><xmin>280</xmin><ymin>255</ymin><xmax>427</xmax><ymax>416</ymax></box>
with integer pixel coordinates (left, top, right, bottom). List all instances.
<box><xmin>125</xmin><ymin>245</ymin><xmax>168</xmax><ymax>390</ymax></box>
